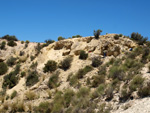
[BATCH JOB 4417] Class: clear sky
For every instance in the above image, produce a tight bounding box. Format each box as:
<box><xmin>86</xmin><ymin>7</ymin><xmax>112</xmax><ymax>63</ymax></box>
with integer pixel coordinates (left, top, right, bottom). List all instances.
<box><xmin>0</xmin><ymin>0</ymin><xmax>150</xmax><ymax>42</ymax></box>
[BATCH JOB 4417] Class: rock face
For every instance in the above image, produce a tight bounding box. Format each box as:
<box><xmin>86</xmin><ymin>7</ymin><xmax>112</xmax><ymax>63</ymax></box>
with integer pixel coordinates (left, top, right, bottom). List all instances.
<box><xmin>54</xmin><ymin>40</ymin><xmax>73</xmax><ymax>50</ymax></box>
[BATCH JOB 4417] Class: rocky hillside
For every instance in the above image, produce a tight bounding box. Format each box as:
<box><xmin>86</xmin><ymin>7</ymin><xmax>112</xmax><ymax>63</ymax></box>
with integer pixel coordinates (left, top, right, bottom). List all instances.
<box><xmin>0</xmin><ymin>33</ymin><xmax>150</xmax><ymax>113</ymax></box>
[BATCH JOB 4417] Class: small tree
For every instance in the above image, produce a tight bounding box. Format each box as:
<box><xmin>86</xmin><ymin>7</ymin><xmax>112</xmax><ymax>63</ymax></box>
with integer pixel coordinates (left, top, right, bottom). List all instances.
<box><xmin>94</xmin><ymin>29</ymin><xmax>102</xmax><ymax>39</ymax></box>
<box><xmin>7</xmin><ymin>40</ymin><xmax>17</xmax><ymax>47</ymax></box>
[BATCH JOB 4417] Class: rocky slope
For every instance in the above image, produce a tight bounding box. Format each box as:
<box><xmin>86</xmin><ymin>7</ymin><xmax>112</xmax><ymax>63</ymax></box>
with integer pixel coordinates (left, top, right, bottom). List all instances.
<box><xmin>0</xmin><ymin>34</ymin><xmax>150</xmax><ymax>113</ymax></box>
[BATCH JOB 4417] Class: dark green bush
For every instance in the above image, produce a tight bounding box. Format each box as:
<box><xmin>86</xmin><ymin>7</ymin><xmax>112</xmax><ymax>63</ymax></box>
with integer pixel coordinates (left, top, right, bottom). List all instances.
<box><xmin>114</xmin><ymin>35</ymin><xmax>119</xmax><ymax>40</ymax></box>
<box><xmin>91</xmin><ymin>57</ymin><xmax>102</xmax><ymax>67</ymax></box>
<box><xmin>0</xmin><ymin>41</ymin><xmax>6</xmax><ymax>50</ymax></box>
<box><xmin>119</xmin><ymin>34</ymin><xmax>123</xmax><ymax>37</ymax></box>
<box><xmin>34</xmin><ymin>101</ymin><xmax>50</xmax><ymax>113</ymax></box>
<box><xmin>1</xmin><ymin>35</ymin><xmax>18</xmax><ymax>41</ymax></box>
<box><xmin>58</xmin><ymin>36</ymin><xmax>65</xmax><ymax>41</ymax></box>
<box><xmin>7</xmin><ymin>40</ymin><xmax>17</xmax><ymax>47</ymax></box>
<box><xmin>19</xmin><ymin>51</ymin><xmax>25</xmax><ymax>56</ymax></box>
<box><xmin>11</xmin><ymin>90</ymin><xmax>17</xmax><ymax>99</ymax></box>
<box><xmin>131</xmin><ymin>32</ymin><xmax>148</xmax><ymax>45</ymax></box>
<box><xmin>79</xmin><ymin>50</ymin><xmax>88</xmax><ymax>60</ymax></box>
<box><xmin>25</xmin><ymin>40</ymin><xmax>30</xmax><ymax>44</ymax></box>
<box><xmin>21</xmin><ymin>71</ymin><xmax>26</xmax><ymax>77</ymax></box>
<box><xmin>26</xmin><ymin>71</ymin><xmax>39</xmax><ymax>86</ymax></box>
<box><xmin>3</xmin><ymin>71</ymin><xmax>19</xmax><ymax>89</ymax></box>
<box><xmin>30</xmin><ymin>62</ymin><xmax>38</xmax><ymax>69</ymax></box>
<box><xmin>30</xmin><ymin>55</ymin><xmax>36</xmax><ymax>61</ymax></box>
<box><xmin>119</xmin><ymin>88</ymin><xmax>131</xmax><ymax>102</ymax></box>
<box><xmin>93</xmin><ymin>29</ymin><xmax>102</xmax><ymax>39</ymax></box>
<box><xmin>21</xmin><ymin>41</ymin><xmax>24</xmax><ymax>44</ymax></box>
<box><xmin>138</xmin><ymin>85</ymin><xmax>150</xmax><ymax>98</ymax></box>
<box><xmin>48</xmin><ymin>71</ymin><xmax>59</xmax><ymax>88</ymax></box>
<box><xmin>43</xmin><ymin>60</ymin><xmax>57</xmax><ymax>73</ymax></box>
<box><xmin>0</xmin><ymin>62</ymin><xmax>8</xmax><ymax>75</ymax></box>
<box><xmin>35</xmin><ymin>43</ymin><xmax>42</xmax><ymax>55</ymax></box>
<box><xmin>59</xmin><ymin>57</ymin><xmax>73</xmax><ymax>71</ymax></box>
<box><xmin>6</xmin><ymin>56</ymin><xmax>17</xmax><ymax>67</ymax></box>
<box><xmin>42</xmin><ymin>39</ymin><xmax>55</xmax><ymax>47</ymax></box>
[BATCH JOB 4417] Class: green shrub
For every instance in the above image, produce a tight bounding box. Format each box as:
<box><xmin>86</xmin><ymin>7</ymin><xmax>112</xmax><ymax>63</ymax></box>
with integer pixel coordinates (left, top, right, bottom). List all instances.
<box><xmin>35</xmin><ymin>43</ymin><xmax>42</xmax><ymax>55</ymax></box>
<box><xmin>129</xmin><ymin>75</ymin><xmax>144</xmax><ymax>92</ymax></box>
<box><xmin>69</xmin><ymin>74</ymin><xmax>78</xmax><ymax>87</ymax></box>
<box><xmin>21</xmin><ymin>71</ymin><xmax>26</xmax><ymax>77</ymax></box>
<box><xmin>21</xmin><ymin>41</ymin><xmax>24</xmax><ymax>44</ymax></box>
<box><xmin>43</xmin><ymin>60</ymin><xmax>57</xmax><ymax>73</ymax></box>
<box><xmin>35</xmin><ymin>101</ymin><xmax>50</xmax><ymax>112</ymax></box>
<box><xmin>1</xmin><ymin>35</ymin><xmax>18</xmax><ymax>41</ymax></box>
<box><xmin>105</xmin><ymin>86</ymin><xmax>113</xmax><ymax>101</ymax></box>
<box><xmin>76</xmin><ymin>65</ymin><xmax>93</xmax><ymax>79</ymax></box>
<box><xmin>11</xmin><ymin>90</ymin><xmax>17</xmax><ymax>99</ymax></box>
<box><xmin>131</xmin><ymin>32</ymin><xmax>148</xmax><ymax>45</ymax></box>
<box><xmin>30</xmin><ymin>55</ymin><xmax>36</xmax><ymax>61</ymax></box>
<box><xmin>77</xmin><ymin>87</ymin><xmax>90</xmax><ymax>98</ymax></box>
<box><xmin>119</xmin><ymin>34</ymin><xmax>123</xmax><ymax>37</ymax></box>
<box><xmin>64</xmin><ymin>89</ymin><xmax>75</xmax><ymax>107</ymax></box>
<box><xmin>119</xmin><ymin>88</ymin><xmax>131</xmax><ymax>102</ymax></box>
<box><xmin>6</xmin><ymin>56</ymin><xmax>17</xmax><ymax>67</ymax></box>
<box><xmin>109</xmin><ymin>66</ymin><xmax>125</xmax><ymax>80</ymax></box>
<box><xmin>43</xmin><ymin>39</ymin><xmax>55</xmax><ymax>48</ymax></box>
<box><xmin>0</xmin><ymin>41</ymin><xmax>6</xmax><ymax>50</ymax></box>
<box><xmin>30</xmin><ymin>62</ymin><xmax>38</xmax><ymax>69</ymax></box>
<box><xmin>138</xmin><ymin>85</ymin><xmax>150</xmax><ymax>98</ymax></box>
<box><xmin>72</xmin><ymin>35</ymin><xmax>82</xmax><ymax>38</ymax></box>
<box><xmin>48</xmin><ymin>71</ymin><xmax>59</xmax><ymax>88</ymax></box>
<box><xmin>91</xmin><ymin>57</ymin><xmax>102</xmax><ymax>67</ymax></box>
<box><xmin>25</xmin><ymin>40</ymin><xmax>30</xmax><ymax>44</ymax></box>
<box><xmin>19</xmin><ymin>51</ymin><xmax>25</xmax><ymax>56</ymax></box>
<box><xmin>3</xmin><ymin>71</ymin><xmax>19</xmax><ymax>89</ymax></box>
<box><xmin>79</xmin><ymin>50</ymin><xmax>88</xmax><ymax>60</ymax></box>
<box><xmin>94</xmin><ymin>29</ymin><xmax>102</xmax><ymax>39</ymax></box>
<box><xmin>92</xmin><ymin>75</ymin><xmax>105</xmax><ymax>87</ymax></box>
<box><xmin>58</xmin><ymin>36</ymin><xmax>65</xmax><ymax>41</ymax></box>
<box><xmin>59</xmin><ymin>57</ymin><xmax>73</xmax><ymax>71</ymax></box>
<box><xmin>0</xmin><ymin>62</ymin><xmax>8</xmax><ymax>75</ymax></box>
<box><xmin>114</xmin><ymin>34</ymin><xmax>119</xmax><ymax>40</ymax></box>
<box><xmin>98</xmin><ymin>65</ymin><xmax>106</xmax><ymax>75</ymax></box>
<box><xmin>7</xmin><ymin>40</ymin><xmax>17</xmax><ymax>47</ymax></box>
<box><xmin>24</xmin><ymin>43</ymin><xmax>28</xmax><ymax>49</ymax></box>
<box><xmin>26</xmin><ymin>71</ymin><xmax>39</xmax><ymax>86</ymax></box>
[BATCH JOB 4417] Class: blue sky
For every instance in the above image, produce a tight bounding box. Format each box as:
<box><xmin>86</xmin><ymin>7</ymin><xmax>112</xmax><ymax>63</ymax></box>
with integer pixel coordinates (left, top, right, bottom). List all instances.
<box><xmin>0</xmin><ymin>0</ymin><xmax>150</xmax><ymax>42</ymax></box>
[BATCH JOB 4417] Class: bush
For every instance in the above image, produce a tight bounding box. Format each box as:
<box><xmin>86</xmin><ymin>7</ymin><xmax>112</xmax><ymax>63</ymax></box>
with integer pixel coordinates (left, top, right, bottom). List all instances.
<box><xmin>72</xmin><ymin>35</ymin><xmax>82</xmax><ymax>38</ymax></box>
<box><xmin>119</xmin><ymin>34</ymin><xmax>123</xmax><ymax>37</ymax></box>
<box><xmin>76</xmin><ymin>65</ymin><xmax>93</xmax><ymax>79</ymax></box>
<box><xmin>26</xmin><ymin>71</ymin><xmax>39</xmax><ymax>86</ymax></box>
<box><xmin>25</xmin><ymin>91</ymin><xmax>36</xmax><ymax>100</ymax></box>
<box><xmin>0</xmin><ymin>41</ymin><xmax>6</xmax><ymax>50</ymax></box>
<box><xmin>21</xmin><ymin>41</ymin><xmax>24</xmax><ymax>44</ymax></box>
<box><xmin>6</xmin><ymin>56</ymin><xmax>17</xmax><ymax>67</ymax></box>
<box><xmin>58</xmin><ymin>36</ymin><xmax>65</xmax><ymax>41</ymax></box>
<box><xmin>48</xmin><ymin>71</ymin><xmax>60</xmax><ymax>88</ymax></box>
<box><xmin>21</xmin><ymin>71</ymin><xmax>26</xmax><ymax>77</ymax></box>
<box><xmin>69</xmin><ymin>74</ymin><xmax>78</xmax><ymax>87</ymax></box>
<box><xmin>25</xmin><ymin>40</ymin><xmax>30</xmax><ymax>44</ymax></box>
<box><xmin>77</xmin><ymin>87</ymin><xmax>90</xmax><ymax>98</ymax></box>
<box><xmin>59</xmin><ymin>57</ymin><xmax>73</xmax><ymax>71</ymax></box>
<box><xmin>1</xmin><ymin>35</ymin><xmax>18</xmax><ymax>41</ymax></box>
<box><xmin>43</xmin><ymin>39</ymin><xmax>55</xmax><ymax>47</ymax></box>
<box><xmin>131</xmin><ymin>32</ymin><xmax>148</xmax><ymax>45</ymax></box>
<box><xmin>114</xmin><ymin>35</ymin><xmax>119</xmax><ymax>40</ymax></box>
<box><xmin>30</xmin><ymin>55</ymin><xmax>36</xmax><ymax>61</ymax></box>
<box><xmin>3</xmin><ymin>71</ymin><xmax>19</xmax><ymax>89</ymax></box>
<box><xmin>94</xmin><ymin>29</ymin><xmax>102</xmax><ymax>39</ymax></box>
<box><xmin>7</xmin><ymin>40</ymin><xmax>17</xmax><ymax>47</ymax></box>
<box><xmin>11</xmin><ymin>90</ymin><xmax>17</xmax><ymax>99</ymax></box>
<box><xmin>0</xmin><ymin>62</ymin><xmax>8</xmax><ymax>75</ymax></box>
<box><xmin>35</xmin><ymin>43</ymin><xmax>42</xmax><ymax>55</ymax></box>
<box><xmin>35</xmin><ymin>101</ymin><xmax>50</xmax><ymax>112</ymax></box>
<box><xmin>138</xmin><ymin>85</ymin><xmax>150</xmax><ymax>98</ymax></box>
<box><xmin>43</xmin><ymin>60</ymin><xmax>57</xmax><ymax>73</ymax></box>
<box><xmin>105</xmin><ymin>86</ymin><xmax>113</xmax><ymax>101</ymax></box>
<box><xmin>129</xmin><ymin>75</ymin><xmax>144</xmax><ymax>92</ymax></box>
<box><xmin>64</xmin><ymin>89</ymin><xmax>75</xmax><ymax>107</ymax></box>
<box><xmin>92</xmin><ymin>75</ymin><xmax>105</xmax><ymax>87</ymax></box>
<box><xmin>79</xmin><ymin>50</ymin><xmax>88</xmax><ymax>60</ymax></box>
<box><xmin>91</xmin><ymin>57</ymin><xmax>102</xmax><ymax>67</ymax></box>
<box><xmin>19</xmin><ymin>51</ymin><xmax>25</xmax><ymax>56</ymax></box>
<box><xmin>119</xmin><ymin>88</ymin><xmax>131</xmax><ymax>102</ymax></box>
<box><xmin>109</xmin><ymin>66</ymin><xmax>125</xmax><ymax>80</ymax></box>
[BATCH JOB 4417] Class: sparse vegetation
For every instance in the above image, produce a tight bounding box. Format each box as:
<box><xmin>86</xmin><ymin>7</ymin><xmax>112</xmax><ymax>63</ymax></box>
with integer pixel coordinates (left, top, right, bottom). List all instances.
<box><xmin>79</xmin><ymin>50</ymin><xmax>88</xmax><ymax>60</ymax></box>
<box><xmin>58</xmin><ymin>36</ymin><xmax>65</xmax><ymax>41</ymax></box>
<box><xmin>25</xmin><ymin>90</ymin><xmax>37</xmax><ymax>100</ymax></box>
<box><xmin>43</xmin><ymin>60</ymin><xmax>57</xmax><ymax>73</ymax></box>
<box><xmin>72</xmin><ymin>35</ymin><xmax>82</xmax><ymax>38</ymax></box>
